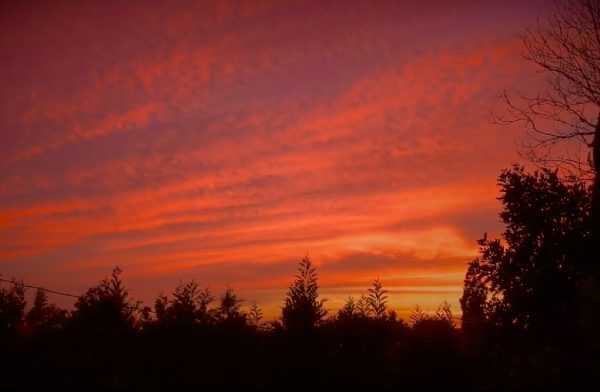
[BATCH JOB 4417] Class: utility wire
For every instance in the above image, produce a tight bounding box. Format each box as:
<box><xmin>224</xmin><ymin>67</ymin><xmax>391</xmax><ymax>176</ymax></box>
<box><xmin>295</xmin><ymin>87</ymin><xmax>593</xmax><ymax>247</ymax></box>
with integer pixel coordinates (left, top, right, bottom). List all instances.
<box><xmin>0</xmin><ymin>277</ymin><xmax>461</xmax><ymax>320</ymax></box>
<box><xmin>0</xmin><ymin>277</ymin><xmax>79</xmax><ymax>298</ymax></box>
<box><xmin>0</xmin><ymin>277</ymin><xmax>155</xmax><ymax>314</ymax></box>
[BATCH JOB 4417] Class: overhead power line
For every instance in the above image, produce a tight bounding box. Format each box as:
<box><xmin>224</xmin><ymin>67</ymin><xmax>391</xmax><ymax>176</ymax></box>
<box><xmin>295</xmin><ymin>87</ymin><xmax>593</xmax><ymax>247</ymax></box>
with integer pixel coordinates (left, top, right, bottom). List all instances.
<box><xmin>0</xmin><ymin>277</ymin><xmax>461</xmax><ymax>320</ymax></box>
<box><xmin>0</xmin><ymin>277</ymin><xmax>155</xmax><ymax>314</ymax></box>
<box><xmin>0</xmin><ymin>277</ymin><xmax>79</xmax><ymax>298</ymax></box>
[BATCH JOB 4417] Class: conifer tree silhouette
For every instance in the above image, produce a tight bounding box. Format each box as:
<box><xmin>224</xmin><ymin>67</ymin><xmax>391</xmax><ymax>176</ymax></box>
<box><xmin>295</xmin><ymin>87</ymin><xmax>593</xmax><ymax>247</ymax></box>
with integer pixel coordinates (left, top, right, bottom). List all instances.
<box><xmin>282</xmin><ymin>255</ymin><xmax>326</xmax><ymax>332</ymax></box>
<box><xmin>366</xmin><ymin>278</ymin><xmax>388</xmax><ymax>319</ymax></box>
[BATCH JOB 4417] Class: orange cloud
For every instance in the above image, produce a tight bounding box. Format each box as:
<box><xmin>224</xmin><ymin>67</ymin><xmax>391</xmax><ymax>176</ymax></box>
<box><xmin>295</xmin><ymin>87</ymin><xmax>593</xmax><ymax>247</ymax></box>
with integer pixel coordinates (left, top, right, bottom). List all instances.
<box><xmin>0</xmin><ymin>0</ymin><xmax>552</xmax><ymax>318</ymax></box>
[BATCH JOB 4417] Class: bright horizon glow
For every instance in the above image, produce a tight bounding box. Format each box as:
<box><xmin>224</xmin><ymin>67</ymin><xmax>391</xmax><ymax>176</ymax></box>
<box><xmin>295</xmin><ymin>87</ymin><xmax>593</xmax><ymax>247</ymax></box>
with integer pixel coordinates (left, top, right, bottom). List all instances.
<box><xmin>0</xmin><ymin>0</ymin><xmax>555</xmax><ymax>320</ymax></box>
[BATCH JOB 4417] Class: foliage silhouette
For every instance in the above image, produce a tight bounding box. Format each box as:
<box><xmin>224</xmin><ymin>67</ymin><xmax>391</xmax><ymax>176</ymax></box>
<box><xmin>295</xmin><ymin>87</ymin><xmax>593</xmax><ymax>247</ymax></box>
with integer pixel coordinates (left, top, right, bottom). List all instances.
<box><xmin>218</xmin><ymin>286</ymin><xmax>243</xmax><ymax>319</ymax></box>
<box><xmin>461</xmin><ymin>166</ymin><xmax>591</xmax><ymax>335</ymax></box>
<box><xmin>1</xmin><ymin>165</ymin><xmax>599</xmax><ymax>389</ymax></box>
<box><xmin>460</xmin><ymin>258</ymin><xmax>488</xmax><ymax>333</ymax></box>
<box><xmin>337</xmin><ymin>295</ymin><xmax>359</xmax><ymax>320</ymax></box>
<box><xmin>26</xmin><ymin>288</ymin><xmax>67</xmax><ymax>334</ymax></box>
<box><xmin>460</xmin><ymin>165</ymin><xmax>596</xmax><ymax>389</ymax></box>
<box><xmin>282</xmin><ymin>254</ymin><xmax>326</xmax><ymax>333</ymax></box>
<box><xmin>498</xmin><ymin>0</ymin><xmax>600</xmax><ymax>287</ymax></box>
<box><xmin>356</xmin><ymin>294</ymin><xmax>370</xmax><ymax>317</ymax></box>
<box><xmin>247</xmin><ymin>301</ymin><xmax>263</xmax><ymax>329</ymax></box>
<box><xmin>70</xmin><ymin>266</ymin><xmax>136</xmax><ymax>333</ymax></box>
<box><xmin>366</xmin><ymin>278</ymin><xmax>388</xmax><ymax>319</ymax></box>
<box><xmin>217</xmin><ymin>286</ymin><xmax>247</xmax><ymax>333</ymax></box>
<box><xmin>0</xmin><ymin>278</ymin><xmax>26</xmax><ymax>336</ymax></box>
<box><xmin>0</xmin><ymin>234</ymin><xmax>598</xmax><ymax>390</ymax></box>
<box><xmin>409</xmin><ymin>302</ymin><xmax>454</xmax><ymax>329</ymax></box>
<box><xmin>154</xmin><ymin>280</ymin><xmax>215</xmax><ymax>328</ymax></box>
<box><xmin>490</xmin><ymin>2</ymin><xmax>600</xmax><ymax>385</ymax></box>
<box><xmin>4</xmin><ymin>1</ymin><xmax>600</xmax><ymax>390</ymax></box>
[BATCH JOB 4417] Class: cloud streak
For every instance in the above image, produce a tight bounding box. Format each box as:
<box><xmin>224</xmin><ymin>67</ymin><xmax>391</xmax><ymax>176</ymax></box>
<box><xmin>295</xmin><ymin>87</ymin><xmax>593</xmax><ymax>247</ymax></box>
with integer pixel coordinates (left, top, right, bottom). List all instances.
<box><xmin>0</xmin><ymin>0</ymin><xmax>554</xmax><ymax>317</ymax></box>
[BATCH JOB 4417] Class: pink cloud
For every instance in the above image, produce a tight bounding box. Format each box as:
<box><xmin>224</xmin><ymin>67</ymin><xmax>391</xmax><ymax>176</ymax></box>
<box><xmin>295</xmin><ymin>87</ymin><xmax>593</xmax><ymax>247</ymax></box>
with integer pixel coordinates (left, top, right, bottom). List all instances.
<box><xmin>0</xmin><ymin>0</ymin><xmax>555</xmax><ymax>317</ymax></box>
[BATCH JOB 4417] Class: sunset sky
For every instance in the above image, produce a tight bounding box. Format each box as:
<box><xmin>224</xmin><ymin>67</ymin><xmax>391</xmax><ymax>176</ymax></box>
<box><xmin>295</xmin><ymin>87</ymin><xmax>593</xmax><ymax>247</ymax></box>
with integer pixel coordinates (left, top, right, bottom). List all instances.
<box><xmin>0</xmin><ymin>0</ymin><xmax>555</xmax><ymax>319</ymax></box>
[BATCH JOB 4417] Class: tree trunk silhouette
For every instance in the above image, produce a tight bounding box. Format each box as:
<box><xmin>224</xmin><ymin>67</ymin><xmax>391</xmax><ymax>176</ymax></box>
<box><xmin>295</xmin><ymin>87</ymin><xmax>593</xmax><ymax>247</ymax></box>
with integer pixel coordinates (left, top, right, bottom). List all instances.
<box><xmin>592</xmin><ymin>113</ymin><xmax>600</xmax><ymax>278</ymax></box>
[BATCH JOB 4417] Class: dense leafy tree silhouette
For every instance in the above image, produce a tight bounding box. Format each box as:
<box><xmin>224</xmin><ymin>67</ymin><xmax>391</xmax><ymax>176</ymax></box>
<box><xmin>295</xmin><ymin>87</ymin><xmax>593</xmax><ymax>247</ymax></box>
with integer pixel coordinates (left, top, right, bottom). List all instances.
<box><xmin>282</xmin><ymin>254</ymin><xmax>326</xmax><ymax>332</ymax></box>
<box><xmin>460</xmin><ymin>260</ymin><xmax>488</xmax><ymax>332</ymax></box>
<box><xmin>0</xmin><ymin>280</ymin><xmax>27</xmax><ymax>388</ymax></box>
<box><xmin>26</xmin><ymin>288</ymin><xmax>67</xmax><ymax>334</ymax></box>
<box><xmin>498</xmin><ymin>0</ymin><xmax>600</xmax><ymax>283</ymax></box>
<box><xmin>4</xmin><ymin>165</ymin><xmax>598</xmax><ymax>391</ymax></box>
<box><xmin>218</xmin><ymin>286</ymin><xmax>243</xmax><ymax>319</ymax></box>
<box><xmin>70</xmin><ymin>266</ymin><xmax>136</xmax><ymax>332</ymax></box>
<box><xmin>217</xmin><ymin>286</ymin><xmax>247</xmax><ymax>332</ymax></box>
<box><xmin>3</xmin><ymin>241</ymin><xmax>597</xmax><ymax>390</ymax></box>
<box><xmin>325</xmin><ymin>281</ymin><xmax>409</xmax><ymax>389</ymax></box>
<box><xmin>279</xmin><ymin>255</ymin><xmax>328</xmax><ymax>387</ymax></box>
<box><xmin>406</xmin><ymin>303</ymin><xmax>460</xmax><ymax>389</ymax></box>
<box><xmin>461</xmin><ymin>166</ymin><xmax>592</xmax><ymax>335</ymax></box>
<box><xmin>0</xmin><ymin>278</ymin><xmax>26</xmax><ymax>336</ymax></box>
<box><xmin>61</xmin><ymin>267</ymin><xmax>143</xmax><ymax>389</ymax></box>
<box><xmin>154</xmin><ymin>280</ymin><xmax>215</xmax><ymax>328</ymax></box>
<box><xmin>459</xmin><ymin>166</ymin><xmax>595</xmax><ymax>389</ymax></box>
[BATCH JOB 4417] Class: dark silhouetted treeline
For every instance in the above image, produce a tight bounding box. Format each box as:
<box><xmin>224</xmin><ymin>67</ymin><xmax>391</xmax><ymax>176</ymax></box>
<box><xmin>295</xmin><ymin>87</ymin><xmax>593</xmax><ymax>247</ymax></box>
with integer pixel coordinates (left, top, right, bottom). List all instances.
<box><xmin>1</xmin><ymin>165</ymin><xmax>599</xmax><ymax>390</ymax></box>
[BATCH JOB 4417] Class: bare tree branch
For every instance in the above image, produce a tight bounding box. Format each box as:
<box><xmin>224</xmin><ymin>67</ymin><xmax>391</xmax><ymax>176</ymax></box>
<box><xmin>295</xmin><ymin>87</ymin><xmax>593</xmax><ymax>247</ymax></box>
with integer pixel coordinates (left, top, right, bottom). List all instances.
<box><xmin>498</xmin><ymin>0</ymin><xmax>600</xmax><ymax>179</ymax></box>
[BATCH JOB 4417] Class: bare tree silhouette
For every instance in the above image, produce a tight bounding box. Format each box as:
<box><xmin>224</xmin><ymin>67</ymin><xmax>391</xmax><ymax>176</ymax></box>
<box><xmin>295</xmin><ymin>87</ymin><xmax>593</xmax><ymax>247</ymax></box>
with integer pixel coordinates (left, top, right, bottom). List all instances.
<box><xmin>499</xmin><ymin>0</ymin><xmax>600</xmax><ymax>177</ymax></box>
